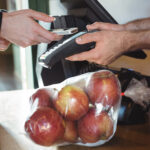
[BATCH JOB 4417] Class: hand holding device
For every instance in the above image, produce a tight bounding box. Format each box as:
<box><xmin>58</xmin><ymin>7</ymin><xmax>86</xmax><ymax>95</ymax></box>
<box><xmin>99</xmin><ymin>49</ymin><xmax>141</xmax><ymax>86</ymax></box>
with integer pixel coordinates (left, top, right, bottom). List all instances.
<box><xmin>38</xmin><ymin>30</ymin><xmax>97</xmax><ymax>68</ymax></box>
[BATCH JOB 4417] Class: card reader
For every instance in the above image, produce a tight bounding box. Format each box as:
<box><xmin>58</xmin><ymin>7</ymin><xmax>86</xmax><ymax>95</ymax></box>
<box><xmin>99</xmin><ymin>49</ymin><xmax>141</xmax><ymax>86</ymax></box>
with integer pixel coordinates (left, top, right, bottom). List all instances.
<box><xmin>38</xmin><ymin>29</ymin><xmax>146</xmax><ymax>69</ymax></box>
<box><xmin>38</xmin><ymin>30</ymin><xmax>96</xmax><ymax>68</ymax></box>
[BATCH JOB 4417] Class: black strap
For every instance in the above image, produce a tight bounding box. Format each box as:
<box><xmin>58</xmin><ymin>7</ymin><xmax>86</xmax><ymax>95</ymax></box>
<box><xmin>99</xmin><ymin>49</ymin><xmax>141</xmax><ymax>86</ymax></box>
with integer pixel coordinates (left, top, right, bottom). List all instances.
<box><xmin>0</xmin><ymin>12</ymin><xmax>2</xmax><ymax>31</ymax></box>
<box><xmin>0</xmin><ymin>10</ymin><xmax>7</xmax><ymax>32</ymax></box>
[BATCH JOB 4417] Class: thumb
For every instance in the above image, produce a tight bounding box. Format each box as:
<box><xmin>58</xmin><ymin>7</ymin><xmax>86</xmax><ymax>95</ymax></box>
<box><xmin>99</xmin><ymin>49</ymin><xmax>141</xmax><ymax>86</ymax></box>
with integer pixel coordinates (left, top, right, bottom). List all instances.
<box><xmin>0</xmin><ymin>39</ymin><xmax>10</xmax><ymax>51</ymax></box>
<box><xmin>28</xmin><ymin>10</ymin><xmax>55</xmax><ymax>22</ymax></box>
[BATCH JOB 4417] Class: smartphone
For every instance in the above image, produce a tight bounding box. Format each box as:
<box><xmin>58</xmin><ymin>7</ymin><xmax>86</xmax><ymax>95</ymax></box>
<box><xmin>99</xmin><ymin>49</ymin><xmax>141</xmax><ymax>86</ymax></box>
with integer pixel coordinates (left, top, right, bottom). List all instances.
<box><xmin>49</xmin><ymin>27</ymin><xmax>78</xmax><ymax>35</ymax></box>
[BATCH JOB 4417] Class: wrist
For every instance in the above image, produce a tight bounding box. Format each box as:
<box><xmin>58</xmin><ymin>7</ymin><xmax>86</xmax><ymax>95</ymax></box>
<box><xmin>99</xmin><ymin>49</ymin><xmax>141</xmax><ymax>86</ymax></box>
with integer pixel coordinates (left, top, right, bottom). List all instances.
<box><xmin>121</xmin><ymin>23</ymin><xmax>135</xmax><ymax>31</ymax></box>
<box><xmin>120</xmin><ymin>31</ymin><xmax>139</xmax><ymax>53</ymax></box>
<box><xmin>122</xmin><ymin>18</ymin><xmax>150</xmax><ymax>31</ymax></box>
<box><xmin>131</xmin><ymin>30</ymin><xmax>150</xmax><ymax>49</ymax></box>
<box><xmin>122</xmin><ymin>30</ymin><xmax>150</xmax><ymax>52</ymax></box>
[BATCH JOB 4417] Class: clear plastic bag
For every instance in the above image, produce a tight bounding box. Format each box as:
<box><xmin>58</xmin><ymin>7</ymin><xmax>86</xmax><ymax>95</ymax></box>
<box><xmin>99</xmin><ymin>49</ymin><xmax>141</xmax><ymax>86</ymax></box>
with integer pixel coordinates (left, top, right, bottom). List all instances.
<box><xmin>24</xmin><ymin>70</ymin><xmax>122</xmax><ymax>147</ymax></box>
<box><xmin>124</xmin><ymin>78</ymin><xmax>150</xmax><ymax>109</ymax></box>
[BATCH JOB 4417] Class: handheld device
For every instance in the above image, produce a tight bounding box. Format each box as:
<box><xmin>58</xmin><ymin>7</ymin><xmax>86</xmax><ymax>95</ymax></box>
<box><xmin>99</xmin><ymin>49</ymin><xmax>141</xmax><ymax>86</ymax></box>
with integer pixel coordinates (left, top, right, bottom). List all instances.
<box><xmin>49</xmin><ymin>27</ymin><xmax>78</xmax><ymax>35</ymax></box>
<box><xmin>38</xmin><ymin>30</ymin><xmax>96</xmax><ymax>68</ymax></box>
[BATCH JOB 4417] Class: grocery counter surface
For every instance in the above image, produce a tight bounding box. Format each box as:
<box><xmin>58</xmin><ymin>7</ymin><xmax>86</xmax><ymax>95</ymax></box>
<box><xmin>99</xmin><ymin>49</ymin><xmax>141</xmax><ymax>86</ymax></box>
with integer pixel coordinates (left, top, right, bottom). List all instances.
<box><xmin>0</xmin><ymin>90</ymin><xmax>150</xmax><ymax>150</ymax></box>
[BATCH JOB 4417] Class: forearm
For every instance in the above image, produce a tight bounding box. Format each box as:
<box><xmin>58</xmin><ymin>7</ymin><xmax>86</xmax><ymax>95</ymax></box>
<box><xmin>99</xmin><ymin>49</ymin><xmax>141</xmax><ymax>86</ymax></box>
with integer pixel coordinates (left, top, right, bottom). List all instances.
<box><xmin>123</xmin><ymin>29</ymin><xmax>150</xmax><ymax>52</ymax></box>
<box><xmin>123</xmin><ymin>18</ymin><xmax>150</xmax><ymax>31</ymax></box>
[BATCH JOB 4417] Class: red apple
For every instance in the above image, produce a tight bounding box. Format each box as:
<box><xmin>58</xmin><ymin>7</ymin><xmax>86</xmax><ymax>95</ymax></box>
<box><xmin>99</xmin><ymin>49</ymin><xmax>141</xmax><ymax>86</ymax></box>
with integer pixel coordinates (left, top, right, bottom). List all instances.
<box><xmin>54</xmin><ymin>85</ymin><xmax>89</xmax><ymax>120</ymax></box>
<box><xmin>63</xmin><ymin>120</ymin><xmax>78</xmax><ymax>143</ymax></box>
<box><xmin>86</xmin><ymin>70</ymin><xmax>121</xmax><ymax>107</ymax></box>
<box><xmin>25</xmin><ymin>107</ymin><xmax>65</xmax><ymax>146</ymax></box>
<box><xmin>78</xmin><ymin>108</ymin><xmax>113</xmax><ymax>143</ymax></box>
<box><xmin>30</xmin><ymin>89</ymin><xmax>52</xmax><ymax>108</ymax></box>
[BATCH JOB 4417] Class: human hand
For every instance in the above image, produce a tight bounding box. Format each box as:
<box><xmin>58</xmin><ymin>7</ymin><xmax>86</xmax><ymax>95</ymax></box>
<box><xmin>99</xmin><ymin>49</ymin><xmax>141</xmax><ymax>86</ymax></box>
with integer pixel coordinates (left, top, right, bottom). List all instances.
<box><xmin>67</xmin><ymin>30</ymin><xmax>130</xmax><ymax>65</ymax></box>
<box><xmin>0</xmin><ymin>35</ymin><xmax>10</xmax><ymax>51</ymax></box>
<box><xmin>1</xmin><ymin>9</ymin><xmax>62</xmax><ymax>48</ymax></box>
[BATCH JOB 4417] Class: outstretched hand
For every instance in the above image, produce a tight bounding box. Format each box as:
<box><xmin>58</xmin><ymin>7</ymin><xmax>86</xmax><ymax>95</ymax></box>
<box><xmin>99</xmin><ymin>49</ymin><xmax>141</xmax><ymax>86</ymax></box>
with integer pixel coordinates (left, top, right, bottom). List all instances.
<box><xmin>1</xmin><ymin>9</ymin><xmax>62</xmax><ymax>48</ymax></box>
<box><xmin>67</xmin><ymin>22</ymin><xmax>129</xmax><ymax>65</ymax></box>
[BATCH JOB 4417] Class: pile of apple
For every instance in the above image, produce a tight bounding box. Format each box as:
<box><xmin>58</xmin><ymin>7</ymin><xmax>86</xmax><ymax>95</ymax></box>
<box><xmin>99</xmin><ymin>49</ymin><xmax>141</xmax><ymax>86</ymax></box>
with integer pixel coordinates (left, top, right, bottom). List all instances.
<box><xmin>24</xmin><ymin>70</ymin><xmax>121</xmax><ymax>147</ymax></box>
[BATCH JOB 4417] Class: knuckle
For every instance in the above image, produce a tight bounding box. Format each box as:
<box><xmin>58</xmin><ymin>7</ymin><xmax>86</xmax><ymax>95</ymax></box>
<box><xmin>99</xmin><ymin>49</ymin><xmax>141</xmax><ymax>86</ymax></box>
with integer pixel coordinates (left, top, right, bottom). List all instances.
<box><xmin>23</xmin><ymin>40</ymin><xmax>31</xmax><ymax>47</ymax></box>
<box><xmin>94</xmin><ymin>22</ymin><xmax>99</xmax><ymax>26</ymax></box>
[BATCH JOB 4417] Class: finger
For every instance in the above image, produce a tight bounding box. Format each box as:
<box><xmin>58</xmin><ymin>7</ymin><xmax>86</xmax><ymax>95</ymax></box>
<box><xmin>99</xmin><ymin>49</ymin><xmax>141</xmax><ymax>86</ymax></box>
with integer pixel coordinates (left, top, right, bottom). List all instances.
<box><xmin>94</xmin><ymin>59</ymin><xmax>109</xmax><ymax>66</ymax></box>
<box><xmin>0</xmin><ymin>39</ymin><xmax>10</xmax><ymax>45</ymax></box>
<box><xmin>27</xmin><ymin>9</ymin><xmax>55</xmax><ymax>22</ymax></box>
<box><xmin>76</xmin><ymin>32</ymin><xmax>98</xmax><ymax>45</ymax></box>
<box><xmin>34</xmin><ymin>35</ymin><xmax>53</xmax><ymax>44</ymax></box>
<box><xmin>87</xmin><ymin>22</ymin><xmax>123</xmax><ymax>31</ymax></box>
<box><xmin>24</xmin><ymin>36</ymin><xmax>51</xmax><ymax>46</ymax></box>
<box><xmin>87</xmin><ymin>22</ymin><xmax>110</xmax><ymax>31</ymax></box>
<box><xmin>86</xmin><ymin>22</ymin><xmax>105</xmax><ymax>31</ymax></box>
<box><xmin>66</xmin><ymin>49</ymin><xmax>97</xmax><ymax>61</ymax></box>
<box><xmin>37</xmin><ymin>25</ymin><xmax>63</xmax><ymax>41</ymax></box>
<box><xmin>0</xmin><ymin>42</ymin><xmax>10</xmax><ymax>50</ymax></box>
<box><xmin>0</xmin><ymin>48</ymin><xmax>6</xmax><ymax>51</ymax></box>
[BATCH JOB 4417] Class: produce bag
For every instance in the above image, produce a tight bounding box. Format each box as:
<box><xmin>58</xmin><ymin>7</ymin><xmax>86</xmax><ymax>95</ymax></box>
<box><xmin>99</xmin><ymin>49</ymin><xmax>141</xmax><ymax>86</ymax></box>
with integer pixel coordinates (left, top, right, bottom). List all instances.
<box><xmin>24</xmin><ymin>70</ymin><xmax>122</xmax><ymax>147</ymax></box>
<box><xmin>124</xmin><ymin>78</ymin><xmax>150</xmax><ymax>109</ymax></box>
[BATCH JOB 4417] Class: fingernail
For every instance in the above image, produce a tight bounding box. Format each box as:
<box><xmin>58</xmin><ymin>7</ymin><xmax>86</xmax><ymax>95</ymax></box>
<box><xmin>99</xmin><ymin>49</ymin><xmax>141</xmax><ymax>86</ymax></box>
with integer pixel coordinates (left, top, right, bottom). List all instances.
<box><xmin>49</xmin><ymin>16</ymin><xmax>56</xmax><ymax>21</ymax></box>
<box><xmin>86</xmin><ymin>25</ymin><xmax>91</xmax><ymax>31</ymax></box>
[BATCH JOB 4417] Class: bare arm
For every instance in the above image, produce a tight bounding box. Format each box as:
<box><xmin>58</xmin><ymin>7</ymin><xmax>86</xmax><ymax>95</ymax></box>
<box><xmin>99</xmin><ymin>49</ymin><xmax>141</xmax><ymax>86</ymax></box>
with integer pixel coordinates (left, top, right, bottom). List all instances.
<box><xmin>127</xmin><ymin>29</ymin><xmax>150</xmax><ymax>50</ymax></box>
<box><xmin>67</xmin><ymin>27</ymin><xmax>150</xmax><ymax>65</ymax></box>
<box><xmin>123</xmin><ymin>18</ymin><xmax>150</xmax><ymax>30</ymax></box>
<box><xmin>66</xmin><ymin>18</ymin><xmax>150</xmax><ymax>65</ymax></box>
<box><xmin>85</xmin><ymin>18</ymin><xmax>150</xmax><ymax>31</ymax></box>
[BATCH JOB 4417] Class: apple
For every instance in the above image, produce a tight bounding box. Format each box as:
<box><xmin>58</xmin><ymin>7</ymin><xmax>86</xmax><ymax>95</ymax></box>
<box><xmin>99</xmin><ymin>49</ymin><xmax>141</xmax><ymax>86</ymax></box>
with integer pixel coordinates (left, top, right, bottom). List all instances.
<box><xmin>78</xmin><ymin>108</ymin><xmax>113</xmax><ymax>143</ymax></box>
<box><xmin>86</xmin><ymin>70</ymin><xmax>121</xmax><ymax>107</ymax></box>
<box><xmin>63</xmin><ymin>120</ymin><xmax>78</xmax><ymax>143</ymax></box>
<box><xmin>30</xmin><ymin>89</ymin><xmax>52</xmax><ymax>108</ymax></box>
<box><xmin>54</xmin><ymin>85</ymin><xmax>89</xmax><ymax>120</ymax></box>
<box><xmin>25</xmin><ymin>107</ymin><xmax>65</xmax><ymax>146</ymax></box>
